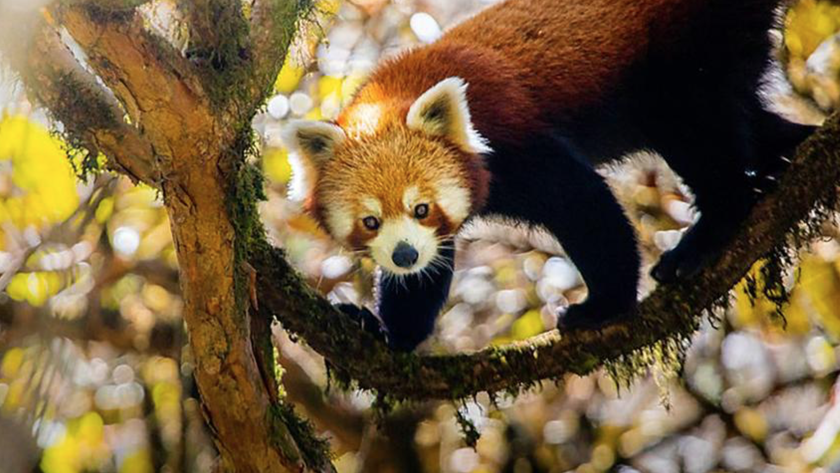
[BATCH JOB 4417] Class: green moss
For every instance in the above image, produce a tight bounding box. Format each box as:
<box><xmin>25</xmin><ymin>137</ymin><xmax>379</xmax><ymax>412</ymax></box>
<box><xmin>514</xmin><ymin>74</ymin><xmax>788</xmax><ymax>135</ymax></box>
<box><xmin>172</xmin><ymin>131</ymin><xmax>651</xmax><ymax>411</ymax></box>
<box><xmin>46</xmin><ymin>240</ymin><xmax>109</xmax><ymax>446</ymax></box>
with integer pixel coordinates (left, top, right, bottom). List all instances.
<box><xmin>268</xmin><ymin>402</ymin><xmax>332</xmax><ymax>469</ymax></box>
<box><xmin>273</xmin><ymin>346</ymin><xmax>288</xmax><ymax>399</ymax></box>
<box><xmin>63</xmin><ymin>0</ymin><xmax>144</xmax><ymax>23</ymax></box>
<box><xmin>186</xmin><ymin>2</ymin><xmax>250</xmax><ymax>108</ymax></box>
<box><xmin>47</xmin><ymin>71</ymin><xmax>121</xmax><ymax>180</ymax></box>
<box><xmin>222</xmin><ymin>116</ymin><xmax>335</xmax><ymax>467</ymax></box>
<box><xmin>225</xmin><ymin>126</ymin><xmax>268</xmax><ymax>314</ymax></box>
<box><xmin>454</xmin><ymin>405</ymin><xmax>481</xmax><ymax>449</ymax></box>
<box><xmin>197</xmin><ymin>0</ymin><xmax>318</xmax><ymax>114</ymax></box>
<box><xmin>743</xmin><ymin>190</ymin><xmax>840</xmax><ymax>325</ymax></box>
<box><xmin>603</xmin><ymin>333</ymin><xmax>691</xmax><ymax>403</ymax></box>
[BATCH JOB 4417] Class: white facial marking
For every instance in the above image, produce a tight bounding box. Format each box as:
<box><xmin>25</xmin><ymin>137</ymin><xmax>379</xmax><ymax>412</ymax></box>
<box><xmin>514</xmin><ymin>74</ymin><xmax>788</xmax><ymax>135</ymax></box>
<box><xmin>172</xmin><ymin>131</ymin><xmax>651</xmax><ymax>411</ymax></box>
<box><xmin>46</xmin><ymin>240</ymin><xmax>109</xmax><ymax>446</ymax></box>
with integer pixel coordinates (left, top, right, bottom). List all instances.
<box><xmin>362</xmin><ymin>197</ymin><xmax>382</xmax><ymax>216</ymax></box>
<box><xmin>325</xmin><ymin>205</ymin><xmax>354</xmax><ymax>241</ymax></box>
<box><xmin>369</xmin><ymin>216</ymin><xmax>438</xmax><ymax>275</ymax></box>
<box><xmin>346</xmin><ymin>104</ymin><xmax>383</xmax><ymax>136</ymax></box>
<box><xmin>286</xmin><ymin>152</ymin><xmax>311</xmax><ymax>202</ymax></box>
<box><xmin>433</xmin><ymin>177</ymin><xmax>471</xmax><ymax>224</ymax></box>
<box><xmin>402</xmin><ymin>186</ymin><xmax>421</xmax><ymax>212</ymax></box>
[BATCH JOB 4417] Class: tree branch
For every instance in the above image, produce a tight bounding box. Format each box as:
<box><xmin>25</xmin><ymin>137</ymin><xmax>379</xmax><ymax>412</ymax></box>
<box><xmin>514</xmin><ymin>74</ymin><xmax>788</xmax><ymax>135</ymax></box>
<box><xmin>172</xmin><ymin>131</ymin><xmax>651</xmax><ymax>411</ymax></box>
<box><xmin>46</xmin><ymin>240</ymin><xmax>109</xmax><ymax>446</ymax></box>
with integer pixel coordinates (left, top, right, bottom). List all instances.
<box><xmin>8</xmin><ymin>3</ymin><xmax>332</xmax><ymax>471</ymax></box>
<box><xmin>238</xmin><ymin>0</ymin><xmax>315</xmax><ymax>116</ymax></box>
<box><xmin>12</xmin><ymin>0</ymin><xmax>837</xmax><ymax>467</ymax></box>
<box><xmin>180</xmin><ymin>0</ymin><xmax>247</xmax><ymax>66</ymax></box>
<box><xmin>253</xmin><ymin>113</ymin><xmax>840</xmax><ymax>401</ymax></box>
<box><xmin>63</xmin><ymin>0</ymin><xmax>152</xmax><ymax>10</ymax></box>
<box><xmin>0</xmin><ymin>302</ymin><xmax>182</xmax><ymax>357</ymax></box>
<box><xmin>0</xmin><ymin>11</ymin><xmax>158</xmax><ymax>185</ymax></box>
<box><xmin>57</xmin><ymin>2</ymin><xmax>219</xmax><ymax>163</ymax></box>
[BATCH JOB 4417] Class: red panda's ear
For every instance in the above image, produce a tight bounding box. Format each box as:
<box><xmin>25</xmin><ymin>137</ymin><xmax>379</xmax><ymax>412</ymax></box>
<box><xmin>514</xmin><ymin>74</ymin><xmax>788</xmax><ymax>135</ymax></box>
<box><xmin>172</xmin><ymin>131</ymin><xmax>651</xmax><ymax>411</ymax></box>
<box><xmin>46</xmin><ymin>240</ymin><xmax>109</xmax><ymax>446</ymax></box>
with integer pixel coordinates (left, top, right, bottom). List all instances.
<box><xmin>282</xmin><ymin>120</ymin><xmax>346</xmax><ymax>166</ymax></box>
<box><xmin>406</xmin><ymin>77</ymin><xmax>491</xmax><ymax>155</ymax></box>
<box><xmin>282</xmin><ymin>120</ymin><xmax>346</xmax><ymax>201</ymax></box>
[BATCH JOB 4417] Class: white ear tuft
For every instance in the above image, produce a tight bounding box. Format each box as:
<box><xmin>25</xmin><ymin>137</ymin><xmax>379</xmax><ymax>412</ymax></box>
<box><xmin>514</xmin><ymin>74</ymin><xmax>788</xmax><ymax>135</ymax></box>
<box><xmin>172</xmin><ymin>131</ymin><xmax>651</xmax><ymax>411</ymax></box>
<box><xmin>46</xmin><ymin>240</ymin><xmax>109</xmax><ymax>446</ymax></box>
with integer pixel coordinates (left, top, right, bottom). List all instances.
<box><xmin>282</xmin><ymin>120</ymin><xmax>346</xmax><ymax>201</ymax></box>
<box><xmin>282</xmin><ymin>120</ymin><xmax>346</xmax><ymax>166</ymax></box>
<box><xmin>406</xmin><ymin>77</ymin><xmax>491</xmax><ymax>154</ymax></box>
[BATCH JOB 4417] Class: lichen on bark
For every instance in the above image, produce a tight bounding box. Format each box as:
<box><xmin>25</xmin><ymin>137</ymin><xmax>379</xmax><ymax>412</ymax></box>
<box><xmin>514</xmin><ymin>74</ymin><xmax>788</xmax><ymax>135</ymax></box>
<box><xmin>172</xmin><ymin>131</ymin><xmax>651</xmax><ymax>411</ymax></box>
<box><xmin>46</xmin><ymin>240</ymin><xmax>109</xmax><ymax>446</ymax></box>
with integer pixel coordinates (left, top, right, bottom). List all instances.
<box><xmin>5</xmin><ymin>0</ymin><xmax>840</xmax><ymax>469</ymax></box>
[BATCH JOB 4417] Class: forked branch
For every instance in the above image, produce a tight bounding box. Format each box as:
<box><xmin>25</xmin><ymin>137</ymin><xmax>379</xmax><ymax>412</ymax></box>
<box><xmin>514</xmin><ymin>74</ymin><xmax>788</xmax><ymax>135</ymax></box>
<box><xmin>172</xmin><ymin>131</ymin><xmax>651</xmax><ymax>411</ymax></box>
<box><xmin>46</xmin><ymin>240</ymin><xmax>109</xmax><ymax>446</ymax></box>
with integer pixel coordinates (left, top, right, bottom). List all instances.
<box><xmin>3</xmin><ymin>13</ymin><xmax>158</xmax><ymax>184</ymax></box>
<box><xmin>253</xmin><ymin>113</ymin><xmax>840</xmax><ymax>401</ymax></box>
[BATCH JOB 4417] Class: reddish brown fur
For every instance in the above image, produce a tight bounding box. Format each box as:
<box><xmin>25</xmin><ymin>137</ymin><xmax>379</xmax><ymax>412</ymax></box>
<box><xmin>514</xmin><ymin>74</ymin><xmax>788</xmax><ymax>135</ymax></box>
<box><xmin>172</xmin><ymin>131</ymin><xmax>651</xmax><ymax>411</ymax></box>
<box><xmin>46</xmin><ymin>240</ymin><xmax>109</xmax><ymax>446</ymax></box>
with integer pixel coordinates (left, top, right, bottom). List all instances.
<box><xmin>317</xmin><ymin>0</ymin><xmax>711</xmax><ymax>245</ymax></box>
<box><xmin>426</xmin><ymin>204</ymin><xmax>454</xmax><ymax>238</ymax></box>
<box><xmin>338</xmin><ymin>0</ymin><xmax>708</xmax><ymax>144</ymax></box>
<box><xmin>314</xmin><ymin>122</ymin><xmax>484</xmax><ymax>247</ymax></box>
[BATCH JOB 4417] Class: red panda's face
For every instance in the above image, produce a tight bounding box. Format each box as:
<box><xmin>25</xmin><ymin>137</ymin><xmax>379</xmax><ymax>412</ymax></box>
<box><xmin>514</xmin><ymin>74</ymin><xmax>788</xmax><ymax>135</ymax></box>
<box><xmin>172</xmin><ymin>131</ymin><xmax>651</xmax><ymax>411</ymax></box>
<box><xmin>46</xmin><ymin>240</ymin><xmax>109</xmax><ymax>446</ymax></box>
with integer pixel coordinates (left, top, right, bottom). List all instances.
<box><xmin>317</xmin><ymin>128</ymin><xmax>475</xmax><ymax>274</ymax></box>
<box><xmin>284</xmin><ymin>77</ymin><xmax>490</xmax><ymax>275</ymax></box>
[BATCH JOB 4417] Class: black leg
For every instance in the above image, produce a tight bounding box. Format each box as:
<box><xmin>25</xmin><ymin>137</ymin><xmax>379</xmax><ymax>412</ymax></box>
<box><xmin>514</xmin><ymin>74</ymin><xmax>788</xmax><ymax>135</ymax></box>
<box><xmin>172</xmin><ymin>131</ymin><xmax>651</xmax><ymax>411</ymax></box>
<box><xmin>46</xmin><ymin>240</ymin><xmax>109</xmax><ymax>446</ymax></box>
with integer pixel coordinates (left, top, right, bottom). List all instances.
<box><xmin>750</xmin><ymin>108</ymin><xmax>817</xmax><ymax>182</ymax></box>
<box><xmin>651</xmin><ymin>103</ymin><xmax>816</xmax><ymax>283</ymax></box>
<box><xmin>376</xmin><ymin>242</ymin><xmax>455</xmax><ymax>351</ymax></box>
<box><xmin>484</xmin><ymin>134</ymin><xmax>640</xmax><ymax>330</ymax></box>
<box><xmin>651</xmin><ymin>136</ymin><xmax>758</xmax><ymax>283</ymax></box>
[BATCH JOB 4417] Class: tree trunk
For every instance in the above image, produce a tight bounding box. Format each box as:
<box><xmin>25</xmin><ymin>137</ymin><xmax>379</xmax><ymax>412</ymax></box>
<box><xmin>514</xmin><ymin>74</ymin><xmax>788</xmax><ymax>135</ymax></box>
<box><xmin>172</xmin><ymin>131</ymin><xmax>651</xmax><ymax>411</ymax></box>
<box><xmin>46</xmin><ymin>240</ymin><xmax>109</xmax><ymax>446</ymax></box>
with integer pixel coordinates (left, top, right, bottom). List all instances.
<box><xmin>3</xmin><ymin>0</ymin><xmax>839</xmax><ymax>470</ymax></box>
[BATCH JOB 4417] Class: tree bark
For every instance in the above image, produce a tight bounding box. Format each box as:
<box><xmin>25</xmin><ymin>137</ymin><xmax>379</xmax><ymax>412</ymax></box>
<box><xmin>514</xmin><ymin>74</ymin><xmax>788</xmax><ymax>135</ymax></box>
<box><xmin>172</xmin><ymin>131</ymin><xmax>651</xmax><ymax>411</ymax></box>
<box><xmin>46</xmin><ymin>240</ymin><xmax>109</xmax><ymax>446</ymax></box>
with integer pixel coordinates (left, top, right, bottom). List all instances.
<box><xmin>4</xmin><ymin>1</ymin><xmax>330</xmax><ymax>471</ymax></box>
<box><xmin>4</xmin><ymin>0</ymin><xmax>839</xmax><ymax>469</ymax></box>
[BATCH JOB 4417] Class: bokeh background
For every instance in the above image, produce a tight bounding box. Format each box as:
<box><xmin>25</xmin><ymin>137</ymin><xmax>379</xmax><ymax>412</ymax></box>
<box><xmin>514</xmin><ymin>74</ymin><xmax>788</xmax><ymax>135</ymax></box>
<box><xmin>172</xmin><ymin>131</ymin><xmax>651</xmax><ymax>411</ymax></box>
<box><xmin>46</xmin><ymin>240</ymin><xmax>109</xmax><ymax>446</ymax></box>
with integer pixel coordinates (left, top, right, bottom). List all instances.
<box><xmin>2</xmin><ymin>0</ymin><xmax>840</xmax><ymax>471</ymax></box>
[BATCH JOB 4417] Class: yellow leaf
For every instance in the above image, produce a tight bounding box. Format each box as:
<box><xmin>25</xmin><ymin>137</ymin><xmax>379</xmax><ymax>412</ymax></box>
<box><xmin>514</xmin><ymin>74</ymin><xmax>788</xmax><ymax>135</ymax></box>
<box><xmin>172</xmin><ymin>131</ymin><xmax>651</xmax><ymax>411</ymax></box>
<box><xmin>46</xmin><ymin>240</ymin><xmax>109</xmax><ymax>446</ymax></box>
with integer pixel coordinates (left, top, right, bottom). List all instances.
<box><xmin>1</xmin><ymin>348</ymin><xmax>24</xmax><ymax>378</ymax></box>
<box><xmin>0</xmin><ymin>115</ymin><xmax>79</xmax><ymax>228</ymax></box>
<box><xmin>119</xmin><ymin>450</ymin><xmax>154</xmax><ymax>473</ymax></box>
<box><xmin>318</xmin><ymin>75</ymin><xmax>343</xmax><ymax>99</ymax></box>
<box><xmin>317</xmin><ymin>0</ymin><xmax>341</xmax><ymax>16</ymax></box>
<box><xmin>275</xmin><ymin>58</ymin><xmax>305</xmax><ymax>94</ymax></box>
<box><xmin>304</xmin><ymin>108</ymin><xmax>323</xmax><ymax>121</ymax></box>
<box><xmin>264</xmin><ymin>148</ymin><xmax>293</xmax><ymax>183</ymax></box>
<box><xmin>95</xmin><ymin>197</ymin><xmax>115</xmax><ymax>223</ymax></box>
<box><xmin>40</xmin><ymin>432</ymin><xmax>80</xmax><ymax>473</ymax></box>
<box><xmin>6</xmin><ymin>273</ymin><xmax>31</xmax><ymax>302</ymax></box>
<box><xmin>799</xmin><ymin>256</ymin><xmax>840</xmax><ymax>338</ymax></box>
<box><xmin>786</xmin><ymin>0</ymin><xmax>840</xmax><ymax>58</ymax></box>
<box><xmin>733</xmin><ymin>263</ymin><xmax>776</xmax><ymax>328</ymax></box>
<box><xmin>511</xmin><ymin>309</ymin><xmax>544</xmax><ymax>340</ymax></box>
<box><xmin>76</xmin><ymin>412</ymin><xmax>104</xmax><ymax>445</ymax></box>
<box><xmin>735</xmin><ymin>408</ymin><xmax>768</xmax><ymax>442</ymax></box>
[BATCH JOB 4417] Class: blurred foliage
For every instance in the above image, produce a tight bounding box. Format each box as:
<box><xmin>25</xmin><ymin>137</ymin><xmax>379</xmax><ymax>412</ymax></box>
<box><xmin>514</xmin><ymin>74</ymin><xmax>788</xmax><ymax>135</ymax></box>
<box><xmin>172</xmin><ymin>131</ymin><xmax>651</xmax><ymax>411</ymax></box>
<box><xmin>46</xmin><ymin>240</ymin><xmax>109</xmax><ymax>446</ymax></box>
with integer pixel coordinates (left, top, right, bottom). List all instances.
<box><xmin>1</xmin><ymin>0</ymin><xmax>840</xmax><ymax>472</ymax></box>
<box><xmin>0</xmin><ymin>115</ymin><xmax>78</xmax><ymax>231</ymax></box>
<box><xmin>787</xmin><ymin>0</ymin><xmax>840</xmax><ymax>58</ymax></box>
<box><xmin>786</xmin><ymin>0</ymin><xmax>840</xmax><ymax>112</ymax></box>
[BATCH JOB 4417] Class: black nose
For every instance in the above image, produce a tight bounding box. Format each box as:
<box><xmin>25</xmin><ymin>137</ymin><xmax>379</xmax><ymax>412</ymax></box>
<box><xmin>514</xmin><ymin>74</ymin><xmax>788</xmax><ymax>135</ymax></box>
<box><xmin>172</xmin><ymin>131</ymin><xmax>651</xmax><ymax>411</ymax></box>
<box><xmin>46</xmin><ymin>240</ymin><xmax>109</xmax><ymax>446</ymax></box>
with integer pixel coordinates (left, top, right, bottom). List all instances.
<box><xmin>392</xmin><ymin>242</ymin><xmax>419</xmax><ymax>268</ymax></box>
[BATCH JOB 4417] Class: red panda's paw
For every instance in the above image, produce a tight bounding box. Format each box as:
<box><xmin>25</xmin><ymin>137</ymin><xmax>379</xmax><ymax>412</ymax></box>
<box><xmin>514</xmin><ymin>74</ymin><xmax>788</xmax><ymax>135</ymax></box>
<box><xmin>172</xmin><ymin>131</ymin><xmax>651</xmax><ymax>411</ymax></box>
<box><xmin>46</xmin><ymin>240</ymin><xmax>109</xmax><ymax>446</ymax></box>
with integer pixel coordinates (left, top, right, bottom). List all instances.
<box><xmin>651</xmin><ymin>244</ymin><xmax>708</xmax><ymax>284</ymax></box>
<box><xmin>556</xmin><ymin>301</ymin><xmax>635</xmax><ymax>332</ymax></box>
<box><xmin>335</xmin><ymin>303</ymin><xmax>389</xmax><ymax>344</ymax></box>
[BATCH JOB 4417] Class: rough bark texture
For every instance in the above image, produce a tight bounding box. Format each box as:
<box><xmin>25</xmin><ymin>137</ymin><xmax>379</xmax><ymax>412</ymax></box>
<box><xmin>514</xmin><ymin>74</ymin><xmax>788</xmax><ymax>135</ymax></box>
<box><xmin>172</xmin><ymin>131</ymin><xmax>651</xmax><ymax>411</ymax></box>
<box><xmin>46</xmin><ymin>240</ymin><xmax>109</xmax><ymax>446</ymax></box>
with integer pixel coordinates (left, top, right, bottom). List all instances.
<box><xmin>3</xmin><ymin>0</ymin><xmax>839</xmax><ymax>469</ymax></box>
<box><xmin>5</xmin><ymin>14</ymin><xmax>158</xmax><ymax>184</ymax></box>
<box><xmin>5</xmin><ymin>1</ymin><xmax>329</xmax><ymax>472</ymax></box>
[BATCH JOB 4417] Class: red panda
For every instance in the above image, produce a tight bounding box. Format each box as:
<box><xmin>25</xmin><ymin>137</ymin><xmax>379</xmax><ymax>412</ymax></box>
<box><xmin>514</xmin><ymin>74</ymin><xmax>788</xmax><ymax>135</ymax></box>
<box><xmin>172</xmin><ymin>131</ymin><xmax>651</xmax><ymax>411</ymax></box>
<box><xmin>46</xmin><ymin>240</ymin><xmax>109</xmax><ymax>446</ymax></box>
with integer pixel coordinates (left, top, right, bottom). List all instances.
<box><xmin>283</xmin><ymin>0</ymin><xmax>816</xmax><ymax>351</ymax></box>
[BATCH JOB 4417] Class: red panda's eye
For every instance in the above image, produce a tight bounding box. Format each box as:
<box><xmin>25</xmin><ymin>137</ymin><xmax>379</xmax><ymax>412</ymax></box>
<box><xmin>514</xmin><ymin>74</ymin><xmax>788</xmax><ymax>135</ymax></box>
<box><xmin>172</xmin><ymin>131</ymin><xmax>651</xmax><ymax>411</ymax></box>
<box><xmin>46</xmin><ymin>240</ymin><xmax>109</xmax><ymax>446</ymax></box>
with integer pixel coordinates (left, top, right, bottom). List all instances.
<box><xmin>362</xmin><ymin>216</ymin><xmax>380</xmax><ymax>231</ymax></box>
<box><xmin>414</xmin><ymin>204</ymin><xmax>429</xmax><ymax>219</ymax></box>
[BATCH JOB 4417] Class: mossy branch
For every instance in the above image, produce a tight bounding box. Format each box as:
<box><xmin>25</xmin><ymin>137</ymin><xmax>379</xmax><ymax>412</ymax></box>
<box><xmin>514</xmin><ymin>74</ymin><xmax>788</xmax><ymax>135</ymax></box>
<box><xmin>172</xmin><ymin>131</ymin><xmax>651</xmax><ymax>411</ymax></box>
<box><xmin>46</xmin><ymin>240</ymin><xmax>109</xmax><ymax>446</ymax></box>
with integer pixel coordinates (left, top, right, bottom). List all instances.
<box><xmin>239</xmin><ymin>0</ymin><xmax>316</xmax><ymax>116</ymax></box>
<box><xmin>8</xmin><ymin>0</ymin><xmax>840</xmax><ymax>467</ymax></box>
<box><xmin>1</xmin><ymin>12</ymin><xmax>158</xmax><ymax>184</ymax></box>
<box><xmin>7</xmin><ymin>2</ymin><xmax>334</xmax><ymax>471</ymax></box>
<box><xmin>253</xmin><ymin>113</ymin><xmax>840</xmax><ymax>401</ymax></box>
<box><xmin>60</xmin><ymin>0</ymin><xmax>152</xmax><ymax>10</ymax></box>
<box><xmin>181</xmin><ymin>0</ymin><xmax>247</xmax><ymax>59</ymax></box>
